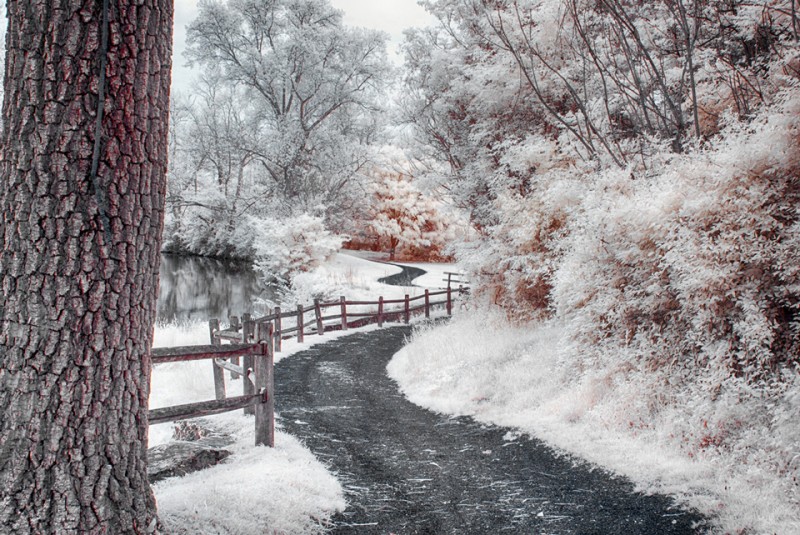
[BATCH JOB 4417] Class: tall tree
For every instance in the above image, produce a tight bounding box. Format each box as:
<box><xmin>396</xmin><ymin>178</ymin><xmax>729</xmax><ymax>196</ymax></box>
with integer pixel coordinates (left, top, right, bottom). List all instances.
<box><xmin>163</xmin><ymin>76</ymin><xmax>264</xmax><ymax>257</ymax></box>
<box><xmin>368</xmin><ymin>170</ymin><xmax>453</xmax><ymax>261</ymax></box>
<box><xmin>185</xmin><ymin>0</ymin><xmax>391</xmax><ymax>226</ymax></box>
<box><xmin>0</xmin><ymin>1</ymin><xmax>173</xmax><ymax>533</ymax></box>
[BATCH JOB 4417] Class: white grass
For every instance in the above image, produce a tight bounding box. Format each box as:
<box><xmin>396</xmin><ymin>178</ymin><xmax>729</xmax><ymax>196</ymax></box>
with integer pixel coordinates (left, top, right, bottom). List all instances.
<box><xmin>388</xmin><ymin>310</ymin><xmax>800</xmax><ymax>534</ymax></box>
<box><xmin>154</xmin><ymin>415</ymin><xmax>345</xmax><ymax>535</ymax></box>
<box><xmin>289</xmin><ymin>251</ymin><xmax>459</xmax><ymax>303</ymax></box>
<box><xmin>149</xmin><ymin>320</ymin><xmax>356</xmax><ymax>534</ymax></box>
<box><xmin>288</xmin><ymin>252</ymin><xmax>408</xmax><ymax>304</ymax></box>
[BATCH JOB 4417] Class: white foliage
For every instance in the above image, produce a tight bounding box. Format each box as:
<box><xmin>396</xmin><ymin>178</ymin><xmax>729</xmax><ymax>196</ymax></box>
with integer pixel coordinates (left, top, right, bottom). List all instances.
<box><xmin>247</xmin><ymin>214</ymin><xmax>343</xmax><ymax>284</ymax></box>
<box><xmin>367</xmin><ymin>170</ymin><xmax>458</xmax><ymax>260</ymax></box>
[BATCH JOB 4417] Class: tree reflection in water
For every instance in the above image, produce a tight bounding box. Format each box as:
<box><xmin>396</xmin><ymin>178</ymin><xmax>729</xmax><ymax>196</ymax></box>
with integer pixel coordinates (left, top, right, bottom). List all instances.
<box><xmin>157</xmin><ymin>254</ymin><xmax>277</xmax><ymax>323</ymax></box>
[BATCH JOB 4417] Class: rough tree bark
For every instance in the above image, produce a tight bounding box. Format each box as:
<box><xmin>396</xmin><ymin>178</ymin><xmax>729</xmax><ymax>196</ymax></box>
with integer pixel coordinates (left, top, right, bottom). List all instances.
<box><xmin>0</xmin><ymin>1</ymin><xmax>172</xmax><ymax>533</ymax></box>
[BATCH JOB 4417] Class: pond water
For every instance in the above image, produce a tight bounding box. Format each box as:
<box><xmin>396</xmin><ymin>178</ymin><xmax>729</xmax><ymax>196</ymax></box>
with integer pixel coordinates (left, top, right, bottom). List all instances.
<box><xmin>156</xmin><ymin>254</ymin><xmax>278</xmax><ymax>323</ymax></box>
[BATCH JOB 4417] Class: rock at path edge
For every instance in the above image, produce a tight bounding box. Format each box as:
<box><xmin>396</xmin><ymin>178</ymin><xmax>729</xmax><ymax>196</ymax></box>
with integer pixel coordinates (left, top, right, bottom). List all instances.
<box><xmin>147</xmin><ymin>424</ymin><xmax>235</xmax><ymax>483</ymax></box>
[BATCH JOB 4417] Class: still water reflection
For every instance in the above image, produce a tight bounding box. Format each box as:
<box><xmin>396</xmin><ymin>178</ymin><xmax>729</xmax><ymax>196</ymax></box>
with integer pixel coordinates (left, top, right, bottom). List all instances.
<box><xmin>156</xmin><ymin>254</ymin><xmax>277</xmax><ymax>323</ymax></box>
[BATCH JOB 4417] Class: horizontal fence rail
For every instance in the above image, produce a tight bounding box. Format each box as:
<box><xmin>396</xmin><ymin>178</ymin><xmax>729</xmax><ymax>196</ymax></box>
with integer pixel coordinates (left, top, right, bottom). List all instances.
<box><xmin>214</xmin><ymin>287</ymin><xmax>466</xmax><ymax>349</ymax></box>
<box><xmin>149</xmin><ymin>394</ymin><xmax>262</xmax><ymax>426</ymax></box>
<box><xmin>148</xmin><ymin>325</ymin><xmax>275</xmax><ymax>447</ymax></box>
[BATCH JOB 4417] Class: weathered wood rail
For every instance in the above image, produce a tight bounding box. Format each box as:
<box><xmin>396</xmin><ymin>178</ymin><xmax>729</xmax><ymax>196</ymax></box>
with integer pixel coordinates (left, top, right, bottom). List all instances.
<box><xmin>444</xmin><ymin>271</ymin><xmax>469</xmax><ymax>290</ymax></box>
<box><xmin>148</xmin><ymin>324</ymin><xmax>276</xmax><ymax>447</ymax></box>
<box><xmin>148</xmin><ymin>286</ymin><xmax>466</xmax><ymax>447</ymax></box>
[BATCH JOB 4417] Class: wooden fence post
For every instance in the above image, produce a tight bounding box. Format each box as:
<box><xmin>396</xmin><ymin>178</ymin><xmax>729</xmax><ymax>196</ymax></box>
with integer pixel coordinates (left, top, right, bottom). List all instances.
<box><xmin>340</xmin><ymin>296</ymin><xmax>347</xmax><ymax>331</ymax></box>
<box><xmin>314</xmin><ymin>299</ymin><xmax>324</xmax><ymax>335</ymax></box>
<box><xmin>273</xmin><ymin>306</ymin><xmax>282</xmax><ymax>352</ymax></box>
<box><xmin>424</xmin><ymin>289</ymin><xmax>430</xmax><ymax>319</ymax></box>
<box><xmin>378</xmin><ymin>296</ymin><xmax>384</xmax><ymax>327</ymax></box>
<box><xmin>229</xmin><ymin>315</ymin><xmax>241</xmax><ymax>380</ymax></box>
<box><xmin>241</xmin><ymin>314</ymin><xmax>251</xmax><ymax>337</ymax></box>
<box><xmin>447</xmin><ymin>286</ymin><xmax>452</xmax><ymax>316</ymax></box>
<box><xmin>404</xmin><ymin>294</ymin><xmax>410</xmax><ymax>324</ymax></box>
<box><xmin>209</xmin><ymin>319</ymin><xmax>226</xmax><ymax>401</ymax></box>
<box><xmin>297</xmin><ymin>304</ymin><xmax>304</xmax><ymax>343</ymax></box>
<box><xmin>255</xmin><ymin>322</ymin><xmax>275</xmax><ymax>447</ymax></box>
<box><xmin>235</xmin><ymin>313</ymin><xmax>252</xmax><ymax>384</ymax></box>
<box><xmin>242</xmin><ymin>320</ymin><xmax>255</xmax><ymax>415</ymax></box>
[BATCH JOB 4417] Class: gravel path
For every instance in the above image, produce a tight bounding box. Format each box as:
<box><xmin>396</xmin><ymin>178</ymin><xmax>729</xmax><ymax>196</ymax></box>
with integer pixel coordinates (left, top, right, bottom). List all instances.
<box><xmin>275</xmin><ymin>326</ymin><xmax>708</xmax><ymax>534</ymax></box>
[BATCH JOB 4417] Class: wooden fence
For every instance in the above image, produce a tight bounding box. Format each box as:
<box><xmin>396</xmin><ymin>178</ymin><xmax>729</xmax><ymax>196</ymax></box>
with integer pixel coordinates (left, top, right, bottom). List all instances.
<box><xmin>148</xmin><ymin>323</ymin><xmax>276</xmax><ymax>447</ymax></box>
<box><xmin>444</xmin><ymin>271</ymin><xmax>469</xmax><ymax>290</ymax></box>
<box><xmin>211</xmin><ymin>287</ymin><xmax>462</xmax><ymax>352</ymax></box>
<box><xmin>149</xmin><ymin>286</ymin><xmax>466</xmax><ymax>447</ymax></box>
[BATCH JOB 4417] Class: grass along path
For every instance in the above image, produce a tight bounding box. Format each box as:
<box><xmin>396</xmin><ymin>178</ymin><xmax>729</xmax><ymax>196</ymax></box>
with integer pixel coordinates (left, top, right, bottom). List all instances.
<box><xmin>274</xmin><ymin>326</ymin><xmax>708</xmax><ymax>534</ymax></box>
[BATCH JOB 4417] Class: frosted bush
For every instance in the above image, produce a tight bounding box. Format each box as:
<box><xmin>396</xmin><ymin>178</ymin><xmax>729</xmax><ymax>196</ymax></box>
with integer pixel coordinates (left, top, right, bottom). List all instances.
<box><xmin>247</xmin><ymin>214</ymin><xmax>343</xmax><ymax>285</ymax></box>
<box><xmin>348</xmin><ymin>168</ymin><xmax>462</xmax><ymax>261</ymax></box>
<box><xmin>163</xmin><ymin>184</ymin><xmax>243</xmax><ymax>258</ymax></box>
<box><xmin>550</xmin><ymin>91</ymin><xmax>800</xmax><ymax>482</ymax></box>
<box><xmin>557</xmin><ymin>92</ymin><xmax>800</xmax><ymax>373</ymax></box>
<box><xmin>454</xmin><ymin>170</ymin><xmax>584</xmax><ymax>321</ymax></box>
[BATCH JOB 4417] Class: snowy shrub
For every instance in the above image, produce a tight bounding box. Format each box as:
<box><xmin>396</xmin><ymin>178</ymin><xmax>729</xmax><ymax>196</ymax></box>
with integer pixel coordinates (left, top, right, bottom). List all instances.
<box><xmin>552</xmin><ymin>91</ymin><xmax>800</xmax><ymax>475</ymax></box>
<box><xmin>162</xmin><ymin>184</ymin><xmax>245</xmax><ymax>259</ymax></box>
<box><xmin>356</xmin><ymin>169</ymin><xmax>459</xmax><ymax>261</ymax></box>
<box><xmin>455</xmin><ymin>172</ymin><xmax>583</xmax><ymax>321</ymax></box>
<box><xmin>247</xmin><ymin>214</ymin><xmax>343</xmax><ymax>285</ymax></box>
<box><xmin>559</xmin><ymin>92</ymin><xmax>800</xmax><ymax>371</ymax></box>
<box><xmin>162</xmin><ymin>167</ymin><xmax>346</xmax><ymax>277</ymax></box>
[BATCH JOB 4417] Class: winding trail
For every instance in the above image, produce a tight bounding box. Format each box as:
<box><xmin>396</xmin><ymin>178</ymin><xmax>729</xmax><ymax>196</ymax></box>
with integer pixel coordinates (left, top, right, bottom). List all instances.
<box><xmin>275</xmin><ymin>326</ymin><xmax>708</xmax><ymax>534</ymax></box>
<box><xmin>377</xmin><ymin>262</ymin><xmax>428</xmax><ymax>287</ymax></box>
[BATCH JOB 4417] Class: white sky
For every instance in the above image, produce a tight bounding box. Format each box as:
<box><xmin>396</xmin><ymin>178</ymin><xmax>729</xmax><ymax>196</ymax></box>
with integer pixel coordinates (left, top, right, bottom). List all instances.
<box><xmin>171</xmin><ymin>0</ymin><xmax>435</xmax><ymax>92</ymax></box>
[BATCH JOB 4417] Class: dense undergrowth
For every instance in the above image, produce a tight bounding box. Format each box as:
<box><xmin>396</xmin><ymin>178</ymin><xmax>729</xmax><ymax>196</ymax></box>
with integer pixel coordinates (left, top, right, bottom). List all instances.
<box><xmin>449</xmin><ymin>95</ymin><xmax>800</xmax><ymax>532</ymax></box>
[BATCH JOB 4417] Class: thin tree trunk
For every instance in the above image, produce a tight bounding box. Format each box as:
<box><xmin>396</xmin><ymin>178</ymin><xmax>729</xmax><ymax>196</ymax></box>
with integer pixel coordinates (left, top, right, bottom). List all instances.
<box><xmin>0</xmin><ymin>1</ymin><xmax>173</xmax><ymax>533</ymax></box>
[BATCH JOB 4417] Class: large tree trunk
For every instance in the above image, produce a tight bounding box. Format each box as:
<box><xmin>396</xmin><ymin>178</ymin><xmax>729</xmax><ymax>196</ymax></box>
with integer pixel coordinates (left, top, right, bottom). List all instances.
<box><xmin>0</xmin><ymin>1</ymin><xmax>172</xmax><ymax>533</ymax></box>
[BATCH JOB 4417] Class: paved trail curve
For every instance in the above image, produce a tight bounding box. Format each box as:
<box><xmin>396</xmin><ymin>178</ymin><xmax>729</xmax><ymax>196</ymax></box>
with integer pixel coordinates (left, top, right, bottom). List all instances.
<box><xmin>275</xmin><ymin>326</ymin><xmax>708</xmax><ymax>534</ymax></box>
